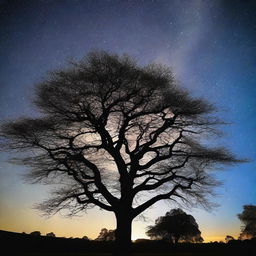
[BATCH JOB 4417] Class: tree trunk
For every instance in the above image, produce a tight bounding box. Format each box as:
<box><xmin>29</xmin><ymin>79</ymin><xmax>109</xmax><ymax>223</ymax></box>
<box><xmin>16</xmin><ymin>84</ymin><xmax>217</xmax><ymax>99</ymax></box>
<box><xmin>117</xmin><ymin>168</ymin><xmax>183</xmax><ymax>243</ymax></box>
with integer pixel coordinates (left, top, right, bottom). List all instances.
<box><xmin>113</xmin><ymin>213</ymin><xmax>133</xmax><ymax>256</ymax></box>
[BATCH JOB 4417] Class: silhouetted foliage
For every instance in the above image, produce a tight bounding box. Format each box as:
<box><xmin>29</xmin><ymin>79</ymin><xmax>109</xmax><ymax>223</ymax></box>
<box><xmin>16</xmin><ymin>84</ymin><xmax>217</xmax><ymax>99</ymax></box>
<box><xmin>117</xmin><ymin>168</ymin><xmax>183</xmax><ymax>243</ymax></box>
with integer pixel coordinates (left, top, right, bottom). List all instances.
<box><xmin>30</xmin><ymin>231</ymin><xmax>41</xmax><ymax>236</ymax></box>
<box><xmin>46</xmin><ymin>232</ymin><xmax>56</xmax><ymax>237</ymax></box>
<box><xmin>0</xmin><ymin>51</ymin><xmax>244</xmax><ymax>255</ymax></box>
<box><xmin>1</xmin><ymin>230</ymin><xmax>256</xmax><ymax>255</ymax></box>
<box><xmin>96</xmin><ymin>228</ymin><xmax>115</xmax><ymax>241</ymax></box>
<box><xmin>146</xmin><ymin>208</ymin><xmax>203</xmax><ymax>244</ymax></box>
<box><xmin>225</xmin><ymin>235</ymin><xmax>235</xmax><ymax>243</ymax></box>
<box><xmin>82</xmin><ymin>235</ymin><xmax>89</xmax><ymax>240</ymax></box>
<box><xmin>238</xmin><ymin>205</ymin><xmax>256</xmax><ymax>240</ymax></box>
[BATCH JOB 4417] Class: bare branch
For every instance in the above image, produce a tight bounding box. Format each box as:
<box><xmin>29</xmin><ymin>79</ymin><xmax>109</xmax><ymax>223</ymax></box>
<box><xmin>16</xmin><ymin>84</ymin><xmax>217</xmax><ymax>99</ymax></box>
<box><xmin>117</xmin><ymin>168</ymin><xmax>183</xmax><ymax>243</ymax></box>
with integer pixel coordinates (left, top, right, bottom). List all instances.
<box><xmin>0</xmin><ymin>50</ymin><xmax>244</xmax><ymax>221</ymax></box>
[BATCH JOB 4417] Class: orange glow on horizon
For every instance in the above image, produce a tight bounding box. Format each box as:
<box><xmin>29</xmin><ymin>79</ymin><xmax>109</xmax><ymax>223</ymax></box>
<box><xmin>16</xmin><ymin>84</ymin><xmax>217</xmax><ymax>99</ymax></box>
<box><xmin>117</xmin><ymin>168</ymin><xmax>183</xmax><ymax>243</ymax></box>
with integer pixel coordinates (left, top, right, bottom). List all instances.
<box><xmin>0</xmin><ymin>212</ymin><xmax>239</xmax><ymax>243</ymax></box>
<box><xmin>0</xmin><ymin>196</ymin><xmax>240</xmax><ymax>243</ymax></box>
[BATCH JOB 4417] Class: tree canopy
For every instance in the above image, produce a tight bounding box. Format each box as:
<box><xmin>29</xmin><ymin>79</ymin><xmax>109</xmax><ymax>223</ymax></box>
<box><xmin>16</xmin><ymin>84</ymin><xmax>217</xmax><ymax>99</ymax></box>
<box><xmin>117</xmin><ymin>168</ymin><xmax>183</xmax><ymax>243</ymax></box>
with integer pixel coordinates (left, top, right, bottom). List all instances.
<box><xmin>146</xmin><ymin>208</ymin><xmax>203</xmax><ymax>244</ymax></box>
<box><xmin>225</xmin><ymin>235</ymin><xmax>234</xmax><ymax>243</ymax></box>
<box><xmin>0</xmin><ymin>51</ymin><xmax>243</xmax><ymax>255</ymax></box>
<box><xmin>96</xmin><ymin>228</ymin><xmax>115</xmax><ymax>241</ymax></box>
<box><xmin>46</xmin><ymin>232</ymin><xmax>56</xmax><ymax>237</ymax></box>
<box><xmin>238</xmin><ymin>205</ymin><xmax>256</xmax><ymax>240</ymax></box>
<box><xmin>30</xmin><ymin>231</ymin><xmax>41</xmax><ymax>236</ymax></box>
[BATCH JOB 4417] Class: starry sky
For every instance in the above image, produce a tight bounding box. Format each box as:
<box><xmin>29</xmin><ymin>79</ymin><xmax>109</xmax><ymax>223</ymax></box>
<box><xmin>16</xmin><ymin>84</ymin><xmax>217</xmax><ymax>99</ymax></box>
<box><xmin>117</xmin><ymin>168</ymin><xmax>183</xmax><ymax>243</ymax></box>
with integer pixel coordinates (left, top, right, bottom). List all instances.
<box><xmin>0</xmin><ymin>0</ymin><xmax>256</xmax><ymax>242</ymax></box>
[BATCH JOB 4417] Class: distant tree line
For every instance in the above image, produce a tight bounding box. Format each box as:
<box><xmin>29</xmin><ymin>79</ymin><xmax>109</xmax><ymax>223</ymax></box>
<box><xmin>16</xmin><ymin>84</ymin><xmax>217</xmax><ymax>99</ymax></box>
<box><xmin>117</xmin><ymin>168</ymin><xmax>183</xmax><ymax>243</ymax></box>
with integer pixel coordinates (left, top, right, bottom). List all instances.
<box><xmin>24</xmin><ymin>204</ymin><xmax>256</xmax><ymax>243</ymax></box>
<box><xmin>1</xmin><ymin>229</ymin><xmax>256</xmax><ymax>255</ymax></box>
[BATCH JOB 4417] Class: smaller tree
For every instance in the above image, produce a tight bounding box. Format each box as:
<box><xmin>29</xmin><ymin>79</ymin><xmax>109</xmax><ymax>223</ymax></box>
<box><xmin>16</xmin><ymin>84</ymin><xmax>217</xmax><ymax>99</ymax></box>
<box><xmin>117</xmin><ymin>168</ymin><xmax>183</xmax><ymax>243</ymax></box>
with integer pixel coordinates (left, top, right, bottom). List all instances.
<box><xmin>82</xmin><ymin>235</ymin><xmax>89</xmax><ymax>240</ymax></box>
<box><xmin>225</xmin><ymin>235</ymin><xmax>234</xmax><ymax>243</ymax></box>
<box><xmin>30</xmin><ymin>231</ymin><xmax>41</xmax><ymax>236</ymax></box>
<box><xmin>146</xmin><ymin>208</ymin><xmax>203</xmax><ymax>244</ymax></box>
<box><xmin>96</xmin><ymin>228</ymin><xmax>116</xmax><ymax>241</ymax></box>
<box><xmin>238</xmin><ymin>205</ymin><xmax>256</xmax><ymax>240</ymax></box>
<box><xmin>46</xmin><ymin>232</ymin><xmax>56</xmax><ymax>237</ymax></box>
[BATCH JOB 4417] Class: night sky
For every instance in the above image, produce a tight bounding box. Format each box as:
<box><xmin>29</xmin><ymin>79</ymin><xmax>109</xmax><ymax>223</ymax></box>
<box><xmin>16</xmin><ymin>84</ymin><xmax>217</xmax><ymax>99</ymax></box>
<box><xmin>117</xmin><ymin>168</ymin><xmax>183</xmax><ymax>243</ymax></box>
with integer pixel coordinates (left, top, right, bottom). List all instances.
<box><xmin>0</xmin><ymin>0</ymin><xmax>256</xmax><ymax>241</ymax></box>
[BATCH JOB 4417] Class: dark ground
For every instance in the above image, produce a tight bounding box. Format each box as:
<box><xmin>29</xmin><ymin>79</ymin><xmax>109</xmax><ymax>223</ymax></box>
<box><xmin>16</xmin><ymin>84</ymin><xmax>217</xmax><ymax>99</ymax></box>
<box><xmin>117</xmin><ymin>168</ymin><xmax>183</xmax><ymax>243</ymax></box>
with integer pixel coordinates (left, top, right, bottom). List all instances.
<box><xmin>1</xmin><ymin>230</ymin><xmax>255</xmax><ymax>256</ymax></box>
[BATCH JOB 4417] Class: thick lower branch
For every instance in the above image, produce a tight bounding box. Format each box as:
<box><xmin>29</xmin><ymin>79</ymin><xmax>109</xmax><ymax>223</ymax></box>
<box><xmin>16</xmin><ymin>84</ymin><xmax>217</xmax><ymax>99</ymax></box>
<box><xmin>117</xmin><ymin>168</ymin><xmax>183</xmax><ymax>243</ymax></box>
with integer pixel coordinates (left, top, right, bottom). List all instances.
<box><xmin>133</xmin><ymin>180</ymin><xmax>193</xmax><ymax>217</ymax></box>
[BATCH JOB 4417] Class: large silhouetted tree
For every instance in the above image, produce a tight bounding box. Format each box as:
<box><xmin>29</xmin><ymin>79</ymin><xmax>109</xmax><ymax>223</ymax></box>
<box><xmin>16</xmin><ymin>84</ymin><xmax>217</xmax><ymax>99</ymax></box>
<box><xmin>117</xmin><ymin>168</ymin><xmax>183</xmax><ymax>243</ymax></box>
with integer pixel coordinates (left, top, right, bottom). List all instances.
<box><xmin>146</xmin><ymin>208</ymin><xmax>203</xmax><ymax>244</ymax></box>
<box><xmin>238</xmin><ymin>205</ymin><xmax>256</xmax><ymax>240</ymax></box>
<box><xmin>0</xmin><ymin>51</ymin><xmax>242</xmax><ymax>255</ymax></box>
